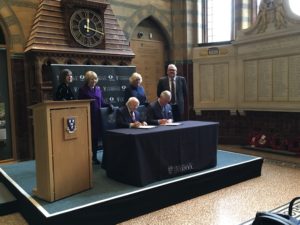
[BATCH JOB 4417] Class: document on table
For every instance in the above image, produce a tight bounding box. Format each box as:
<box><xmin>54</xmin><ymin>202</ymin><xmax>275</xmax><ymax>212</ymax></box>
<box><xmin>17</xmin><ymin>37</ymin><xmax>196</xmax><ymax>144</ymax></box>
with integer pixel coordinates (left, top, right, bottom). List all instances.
<box><xmin>164</xmin><ymin>122</ymin><xmax>182</xmax><ymax>126</ymax></box>
<box><xmin>137</xmin><ymin>125</ymin><xmax>157</xmax><ymax>129</ymax></box>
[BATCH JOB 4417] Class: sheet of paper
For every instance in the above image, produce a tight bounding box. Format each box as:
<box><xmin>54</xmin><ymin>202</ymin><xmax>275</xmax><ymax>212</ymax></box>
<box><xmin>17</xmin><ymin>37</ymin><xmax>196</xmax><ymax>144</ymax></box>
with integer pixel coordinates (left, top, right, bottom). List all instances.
<box><xmin>164</xmin><ymin>123</ymin><xmax>181</xmax><ymax>126</ymax></box>
<box><xmin>136</xmin><ymin>125</ymin><xmax>157</xmax><ymax>129</ymax></box>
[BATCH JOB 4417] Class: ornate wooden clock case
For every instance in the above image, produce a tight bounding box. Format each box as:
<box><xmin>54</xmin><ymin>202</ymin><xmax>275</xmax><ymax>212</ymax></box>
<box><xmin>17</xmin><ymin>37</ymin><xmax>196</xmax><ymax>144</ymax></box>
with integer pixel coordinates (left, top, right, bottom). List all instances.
<box><xmin>62</xmin><ymin>0</ymin><xmax>107</xmax><ymax>49</ymax></box>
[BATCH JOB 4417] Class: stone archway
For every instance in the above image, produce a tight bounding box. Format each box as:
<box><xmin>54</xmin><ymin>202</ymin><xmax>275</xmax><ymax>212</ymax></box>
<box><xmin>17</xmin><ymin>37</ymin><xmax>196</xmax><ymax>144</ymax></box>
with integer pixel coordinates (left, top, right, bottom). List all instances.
<box><xmin>0</xmin><ymin>1</ymin><xmax>25</xmax><ymax>52</ymax></box>
<box><xmin>123</xmin><ymin>4</ymin><xmax>172</xmax><ymax>45</ymax></box>
<box><xmin>130</xmin><ymin>18</ymin><xmax>169</xmax><ymax>102</ymax></box>
<box><xmin>0</xmin><ymin>2</ymin><xmax>26</xmax><ymax>160</ymax></box>
<box><xmin>122</xmin><ymin>5</ymin><xmax>173</xmax><ymax>102</ymax></box>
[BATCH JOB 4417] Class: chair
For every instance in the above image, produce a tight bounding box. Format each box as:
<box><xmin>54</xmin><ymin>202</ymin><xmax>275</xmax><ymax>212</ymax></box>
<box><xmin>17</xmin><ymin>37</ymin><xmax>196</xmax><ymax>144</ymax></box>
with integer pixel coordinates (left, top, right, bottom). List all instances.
<box><xmin>137</xmin><ymin>105</ymin><xmax>147</xmax><ymax>122</ymax></box>
<box><xmin>100</xmin><ymin>106</ymin><xmax>118</xmax><ymax>169</ymax></box>
<box><xmin>252</xmin><ymin>212</ymin><xmax>297</xmax><ymax>225</ymax></box>
<box><xmin>100</xmin><ymin>106</ymin><xmax>118</xmax><ymax>132</ymax></box>
<box><xmin>252</xmin><ymin>197</ymin><xmax>300</xmax><ymax>225</ymax></box>
<box><xmin>99</xmin><ymin>106</ymin><xmax>118</xmax><ymax>149</ymax></box>
<box><xmin>288</xmin><ymin>197</ymin><xmax>300</xmax><ymax>216</ymax></box>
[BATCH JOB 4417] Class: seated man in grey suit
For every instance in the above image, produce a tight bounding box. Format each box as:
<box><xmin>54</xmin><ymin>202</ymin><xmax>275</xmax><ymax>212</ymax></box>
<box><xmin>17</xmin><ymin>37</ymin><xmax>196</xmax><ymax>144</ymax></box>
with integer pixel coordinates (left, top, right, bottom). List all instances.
<box><xmin>146</xmin><ymin>90</ymin><xmax>173</xmax><ymax>125</ymax></box>
<box><xmin>116</xmin><ymin>97</ymin><xmax>147</xmax><ymax>128</ymax></box>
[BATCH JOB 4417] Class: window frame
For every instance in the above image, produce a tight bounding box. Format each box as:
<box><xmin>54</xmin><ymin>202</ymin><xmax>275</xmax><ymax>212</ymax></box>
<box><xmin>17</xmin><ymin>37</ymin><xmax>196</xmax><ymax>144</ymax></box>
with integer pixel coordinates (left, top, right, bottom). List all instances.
<box><xmin>199</xmin><ymin>0</ymin><xmax>235</xmax><ymax>46</ymax></box>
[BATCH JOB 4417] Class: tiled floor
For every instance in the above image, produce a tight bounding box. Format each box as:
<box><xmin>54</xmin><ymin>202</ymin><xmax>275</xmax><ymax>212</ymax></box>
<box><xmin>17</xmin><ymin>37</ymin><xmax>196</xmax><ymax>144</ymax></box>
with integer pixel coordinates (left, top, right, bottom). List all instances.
<box><xmin>1</xmin><ymin>145</ymin><xmax>300</xmax><ymax>225</ymax></box>
<box><xmin>0</xmin><ymin>213</ymin><xmax>27</xmax><ymax>225</ymax></box>
<box><xmin>118</xmin><ymin>145</ymin><xmax>300</xmax><ymax>225</ymax></box>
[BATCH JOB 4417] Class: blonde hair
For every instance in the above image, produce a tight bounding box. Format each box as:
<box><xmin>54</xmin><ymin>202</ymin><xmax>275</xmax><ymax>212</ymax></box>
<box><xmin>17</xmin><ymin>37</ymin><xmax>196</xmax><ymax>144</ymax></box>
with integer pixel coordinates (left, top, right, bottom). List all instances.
<box><xmin>84</xmin><ymin>71</ymin><xmax>98</xmax><ymax>84</ymax></box>
<box><xmin>129</xmin><ymin>72</ymin><xmax>142</xmax><ymax>84</ymax></box>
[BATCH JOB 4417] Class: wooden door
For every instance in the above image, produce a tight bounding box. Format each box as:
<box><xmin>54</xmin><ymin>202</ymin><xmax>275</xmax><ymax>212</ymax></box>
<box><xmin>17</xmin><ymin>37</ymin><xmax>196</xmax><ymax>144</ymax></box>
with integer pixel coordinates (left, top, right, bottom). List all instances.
<box><xmin>51</xmin><ymin>107</ymin><xmax>91</xmax><ymax>200</ymax></box>
<box><xmin>131</xmin><ymin>39</ymin><xmax>165</xmax><ymax>102</ymax></box>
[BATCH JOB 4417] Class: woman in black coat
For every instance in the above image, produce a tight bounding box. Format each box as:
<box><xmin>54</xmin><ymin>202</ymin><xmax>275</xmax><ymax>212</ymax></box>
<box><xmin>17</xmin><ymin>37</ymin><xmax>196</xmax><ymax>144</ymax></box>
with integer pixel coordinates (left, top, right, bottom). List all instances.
<box><xmin>55</xmin><ymin>69</ymin><xmax>75</xmax><ymax>100</ymax></box>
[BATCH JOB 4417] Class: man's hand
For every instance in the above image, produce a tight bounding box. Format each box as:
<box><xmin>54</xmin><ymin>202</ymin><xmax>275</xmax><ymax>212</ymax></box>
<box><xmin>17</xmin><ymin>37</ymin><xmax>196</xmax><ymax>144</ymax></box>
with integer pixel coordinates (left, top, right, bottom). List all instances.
<box><xmin>158</xmin><ymin>119</ymin><xmax>168</xmax><ymax>125</ymax></box>
<box><xmin>130</xmin><ymin>121</ymin><xmax>142</xmax><ymax>128</ymax></box>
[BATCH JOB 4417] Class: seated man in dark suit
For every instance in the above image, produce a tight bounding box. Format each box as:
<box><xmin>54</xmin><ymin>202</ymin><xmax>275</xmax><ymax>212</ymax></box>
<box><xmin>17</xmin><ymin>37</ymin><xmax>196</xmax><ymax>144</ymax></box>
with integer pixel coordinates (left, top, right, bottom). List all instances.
<box><xmin>116</xmin><ymin>97</ymin><xmax>147</xmax><ymax>128</ymax></box>
<box><xmin>146</xmin><ymin>90</ymin><xmax>173</xmax><ymax>125</ymax></box>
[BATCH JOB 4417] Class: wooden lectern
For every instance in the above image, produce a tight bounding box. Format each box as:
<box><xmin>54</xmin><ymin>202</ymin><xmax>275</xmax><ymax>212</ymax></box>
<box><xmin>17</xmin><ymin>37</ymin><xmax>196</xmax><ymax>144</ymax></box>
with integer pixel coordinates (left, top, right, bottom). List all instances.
<box><xmin>29</xmin><ymin>100</ymin><xmax>92</xmax><ymax>202</ymax></box>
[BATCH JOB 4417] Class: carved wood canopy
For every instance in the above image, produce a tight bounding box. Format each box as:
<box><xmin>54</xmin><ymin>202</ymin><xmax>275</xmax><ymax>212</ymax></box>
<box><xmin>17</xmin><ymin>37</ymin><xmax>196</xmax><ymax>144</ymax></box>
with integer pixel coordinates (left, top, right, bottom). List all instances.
<box><xmin>25</xmin><ymin>0</ymin><xmax>135</xmax><ymax>63</ymax></box>
<box><xmin>25</xmin><ymin>0</ymin><xmax>135</xmax><ymax>105</ymax></box>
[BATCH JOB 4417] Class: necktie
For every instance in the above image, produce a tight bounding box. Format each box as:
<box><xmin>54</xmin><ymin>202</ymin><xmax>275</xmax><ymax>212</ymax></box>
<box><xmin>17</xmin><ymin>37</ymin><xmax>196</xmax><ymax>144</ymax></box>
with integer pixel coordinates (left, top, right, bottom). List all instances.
<box><xmin>170</xmin><ymin>78</ymin><xmax>175</xmax><ymax>104</ymax></box>
<box><xmin>162</xmin><ymin>106</ymin><xmax>168</xmax><ymax>118</ymax></box>
<box><xmin>162</xmin><ymin>106</ymin><xmax>166</xmax><ymax>118</ymax></box>
<box><xmin>131</xmin><ymin>111</ymin><xmax>136</xmax><ymax>122</ymax></box>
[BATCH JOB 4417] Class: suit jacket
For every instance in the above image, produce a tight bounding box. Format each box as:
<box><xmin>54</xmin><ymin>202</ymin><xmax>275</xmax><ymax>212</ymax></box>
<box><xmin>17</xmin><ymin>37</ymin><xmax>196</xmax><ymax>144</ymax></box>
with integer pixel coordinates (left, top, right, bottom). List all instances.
<box><xmin>146</xmin><ymin>101</ymin><xmax>173</xmax><ymax>125</ymax></box>
<box><xmin>116</xmin><ymin>106</ymin><xmax>141</xmax><ymax>128</ymax></box>
<box><xmin>157</xmin><ymin>76</ymin><xmax>187</xmax><ymax>115</ymax></box>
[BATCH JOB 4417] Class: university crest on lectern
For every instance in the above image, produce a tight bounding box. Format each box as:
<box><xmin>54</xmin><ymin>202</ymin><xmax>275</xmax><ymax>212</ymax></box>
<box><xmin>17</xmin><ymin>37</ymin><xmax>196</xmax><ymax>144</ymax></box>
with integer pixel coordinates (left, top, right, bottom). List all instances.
<box><xmin>66</xmin><ymin>117</ymin><xmax>77</xmax><ymax>134</ymax></box>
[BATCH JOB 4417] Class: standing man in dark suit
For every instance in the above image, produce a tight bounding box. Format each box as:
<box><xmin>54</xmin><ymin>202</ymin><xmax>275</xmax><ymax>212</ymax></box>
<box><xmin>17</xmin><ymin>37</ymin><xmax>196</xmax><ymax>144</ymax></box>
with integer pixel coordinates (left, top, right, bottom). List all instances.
<box><xmin>157</xmin><ymin>64</ymin><xmax>187</xmax><ymax>121</ymax></box>
<box><xmin>116</xmin><ymin>97</ymin><xmax>147</xmax><ymax>128</ymax></box>
<box><xmin>147</xmin><ymin>90</ymin><xmax>173</xmax><ymax>125</ymax></box>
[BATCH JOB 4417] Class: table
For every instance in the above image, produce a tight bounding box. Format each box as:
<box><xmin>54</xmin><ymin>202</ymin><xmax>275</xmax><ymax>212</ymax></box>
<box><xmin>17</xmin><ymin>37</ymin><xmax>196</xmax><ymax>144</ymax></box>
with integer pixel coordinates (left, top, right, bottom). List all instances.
<box><xmin>102</xmin><ymin>121</ymin><xmax>218</xmax><ymax>186</ymax></box>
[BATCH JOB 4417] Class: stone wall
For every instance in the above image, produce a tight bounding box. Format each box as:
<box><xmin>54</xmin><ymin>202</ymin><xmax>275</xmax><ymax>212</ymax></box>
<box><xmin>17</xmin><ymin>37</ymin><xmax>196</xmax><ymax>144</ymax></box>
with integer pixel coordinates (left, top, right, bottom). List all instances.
<box><xmin>192</xmin><ymin>0</ymin><xmax>300</xmax><ymax>151</ymax></box>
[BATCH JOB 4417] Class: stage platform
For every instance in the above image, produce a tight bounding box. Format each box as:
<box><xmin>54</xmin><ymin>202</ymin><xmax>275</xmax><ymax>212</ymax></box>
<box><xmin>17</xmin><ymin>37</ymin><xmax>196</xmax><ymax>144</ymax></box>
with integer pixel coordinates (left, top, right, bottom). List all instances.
<box><xmin>0</xmin><ymin>150</ymin><xmax>263</xmax><ymax>225</ymax></box>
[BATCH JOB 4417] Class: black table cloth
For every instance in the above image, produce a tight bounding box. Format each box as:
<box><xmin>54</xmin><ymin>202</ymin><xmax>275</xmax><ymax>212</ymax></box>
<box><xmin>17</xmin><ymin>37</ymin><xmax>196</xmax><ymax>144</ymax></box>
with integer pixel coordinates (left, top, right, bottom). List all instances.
<box><xmin>102</xmin><ymin>121</ymin><xmax>219</xmax><ymax>186</ymax></box>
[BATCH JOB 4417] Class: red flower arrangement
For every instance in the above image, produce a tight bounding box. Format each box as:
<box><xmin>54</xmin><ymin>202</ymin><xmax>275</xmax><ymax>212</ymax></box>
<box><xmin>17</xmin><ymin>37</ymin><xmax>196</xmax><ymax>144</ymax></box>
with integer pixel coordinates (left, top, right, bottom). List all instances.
<box><xmin>248</xmin><ymin>132</ymin><xmax>270</xmax><ymax>148</ymax></box>
<box><xmin>248</xmin><ymin>132</ymin><xmax>260</xmax><ymax>147</ymax></box>
<box><xmin>256</xmin><ymin>133</ymin><xmax>269</xmax><ymax>148</ymax></box>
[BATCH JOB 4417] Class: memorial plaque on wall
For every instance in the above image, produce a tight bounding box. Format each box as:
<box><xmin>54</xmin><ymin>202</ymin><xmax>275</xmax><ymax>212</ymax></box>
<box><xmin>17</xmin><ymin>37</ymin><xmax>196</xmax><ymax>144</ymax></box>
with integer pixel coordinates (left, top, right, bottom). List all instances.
<box><xmin>288</xmin><ymin>55</ymin><xmax>300</xmax><ymax>101</ymax></box>
<box><xmin>258</xmin><ymin>59</ymin><xmax>272</xmax><ymax>101</ymax></box>
<box><xmin>244</xmin><ymin>60</ymin><xmax>258</xmax><ymax>101</ymax></box>
<box><xmin>199</xmin><ymin>64</ymin><xmax>214</xmax><ymax>102</ymax></box>
<box><xmin>214</xmin><ymin>63</ymin><xmax>229</xmax><ymax>102</ymax></box>
<box><xmin>51</xmin><ymin>64</ymin><xmax>136</xmax><ymax>106</ymax></box>
<box><xmin>273</xmin><ymin>57</ymin><xmax>288</xmax><ymax>101</ymax></box>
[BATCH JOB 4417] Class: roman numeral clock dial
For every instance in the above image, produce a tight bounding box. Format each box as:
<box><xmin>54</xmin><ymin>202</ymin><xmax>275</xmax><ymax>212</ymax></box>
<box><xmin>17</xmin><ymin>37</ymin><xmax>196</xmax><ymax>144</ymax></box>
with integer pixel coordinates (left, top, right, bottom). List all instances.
<box><xmin>69</xmin><ymin>9</ymin><xmax>104</xmax><ymax>48</ymax></box>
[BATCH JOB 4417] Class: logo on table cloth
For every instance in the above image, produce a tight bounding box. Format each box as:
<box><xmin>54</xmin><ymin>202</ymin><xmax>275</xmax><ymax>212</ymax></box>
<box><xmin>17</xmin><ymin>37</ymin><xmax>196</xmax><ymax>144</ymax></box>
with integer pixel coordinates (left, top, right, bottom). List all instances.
<box><xmin>168</xmin><ymin>163</ymin><xmax>193</xmax><ymax>175</ymax></box>
<box><xmin>66</xmin><ymin>117</ymin><xmax>77</xmax><ymax>134</ymax></box>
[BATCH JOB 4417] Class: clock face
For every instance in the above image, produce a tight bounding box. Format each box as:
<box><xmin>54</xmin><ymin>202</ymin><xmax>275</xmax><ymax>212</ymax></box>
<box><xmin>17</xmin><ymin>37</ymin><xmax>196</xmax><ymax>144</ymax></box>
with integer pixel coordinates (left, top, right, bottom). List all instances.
<box><xmin>69</xmin><ymin>9</ymin><xmax>104</xmax><ymax>48</ymax></box>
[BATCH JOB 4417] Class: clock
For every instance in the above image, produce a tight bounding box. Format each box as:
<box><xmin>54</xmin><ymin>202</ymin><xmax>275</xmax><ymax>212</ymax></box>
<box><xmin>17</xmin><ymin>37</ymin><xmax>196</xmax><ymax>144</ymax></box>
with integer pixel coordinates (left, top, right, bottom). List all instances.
<box><xmin>69</xmin><ymin>9</ymin><xmax>105</xmax><ymax>48</ymax></box>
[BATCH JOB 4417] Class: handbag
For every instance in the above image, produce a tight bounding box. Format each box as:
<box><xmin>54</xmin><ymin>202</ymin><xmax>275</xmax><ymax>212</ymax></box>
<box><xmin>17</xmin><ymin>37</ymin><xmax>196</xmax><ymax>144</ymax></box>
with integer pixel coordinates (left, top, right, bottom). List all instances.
<box><xmin>252</xmin><ymin>197</ymin><xmax>300</xmax><ymax>225</ymax></box>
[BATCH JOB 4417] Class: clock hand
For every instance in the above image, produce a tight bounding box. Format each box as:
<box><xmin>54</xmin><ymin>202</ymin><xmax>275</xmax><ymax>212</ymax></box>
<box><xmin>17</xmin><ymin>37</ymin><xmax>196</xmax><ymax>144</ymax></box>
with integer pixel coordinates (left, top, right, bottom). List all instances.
<box><xmin>86</xmin><ymin>18</ymin><xmax>90</xmax><ymax>32</ymax></box>
<box><xmin>83</xmin><ymin>25</ymin><xmax>104</xmax><ymax>35</ymax></box>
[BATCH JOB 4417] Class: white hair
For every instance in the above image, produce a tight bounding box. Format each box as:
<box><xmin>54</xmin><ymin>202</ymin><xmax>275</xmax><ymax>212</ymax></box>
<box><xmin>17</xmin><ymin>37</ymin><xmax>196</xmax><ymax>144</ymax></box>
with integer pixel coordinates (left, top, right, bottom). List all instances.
<box><xmin>160</xmin><ymin>90</ymin><xmax>172</xmax><ymax>100</ymax></box>
<box><xmin>126</xmin><ymin>97</ymin><xmax>140</xmax><ymax>107</ymax></box>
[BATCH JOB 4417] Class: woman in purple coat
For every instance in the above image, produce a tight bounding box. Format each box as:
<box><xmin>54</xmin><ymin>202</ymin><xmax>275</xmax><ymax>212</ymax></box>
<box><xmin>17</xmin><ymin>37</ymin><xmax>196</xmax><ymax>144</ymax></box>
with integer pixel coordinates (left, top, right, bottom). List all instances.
<box><xmin>78</xmin><ymin>70</ymin><xmax>110</xmax><ymax>164</ymax></box>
